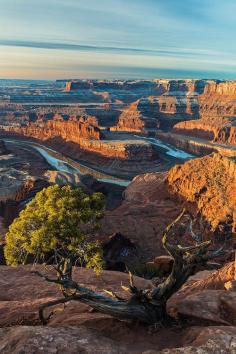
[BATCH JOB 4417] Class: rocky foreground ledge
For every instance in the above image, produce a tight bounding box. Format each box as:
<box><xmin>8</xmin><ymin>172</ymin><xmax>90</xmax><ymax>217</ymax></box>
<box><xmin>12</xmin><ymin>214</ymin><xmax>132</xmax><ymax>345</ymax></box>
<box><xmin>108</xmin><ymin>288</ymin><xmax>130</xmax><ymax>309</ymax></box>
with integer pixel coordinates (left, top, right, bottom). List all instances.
<box><xmin>0</xmin><ymin>263</ymin><xmax>235</xmax><ymax>353</ymax></box>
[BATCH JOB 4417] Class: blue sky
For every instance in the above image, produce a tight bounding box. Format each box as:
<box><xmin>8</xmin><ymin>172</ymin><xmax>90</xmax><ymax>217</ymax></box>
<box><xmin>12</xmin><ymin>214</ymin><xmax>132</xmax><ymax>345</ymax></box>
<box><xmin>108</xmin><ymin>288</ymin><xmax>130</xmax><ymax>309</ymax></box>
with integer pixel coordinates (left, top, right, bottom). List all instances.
<box><xmin>0</xmin><ymin>0</ymin><xmax>236</xmax><ymax>79</ymax></box>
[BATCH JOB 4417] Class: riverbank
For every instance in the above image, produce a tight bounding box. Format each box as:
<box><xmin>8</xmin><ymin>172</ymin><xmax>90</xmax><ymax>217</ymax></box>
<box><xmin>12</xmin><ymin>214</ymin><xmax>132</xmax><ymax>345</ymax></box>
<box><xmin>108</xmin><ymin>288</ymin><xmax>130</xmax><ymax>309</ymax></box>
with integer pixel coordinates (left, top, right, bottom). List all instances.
<box><xmin>1</xmin><ymin>133</ymin><xmax>184</xmax><ymax>179</ymax></box>
<box><xmin>156</xmin><ymin>131</ymin><xmax>236</xmax><ymax>158</ymax></box>
<box><xmin>3</xmin><ymin>139</ymin><xmax>131</xmax><ymax>187</ymax></box>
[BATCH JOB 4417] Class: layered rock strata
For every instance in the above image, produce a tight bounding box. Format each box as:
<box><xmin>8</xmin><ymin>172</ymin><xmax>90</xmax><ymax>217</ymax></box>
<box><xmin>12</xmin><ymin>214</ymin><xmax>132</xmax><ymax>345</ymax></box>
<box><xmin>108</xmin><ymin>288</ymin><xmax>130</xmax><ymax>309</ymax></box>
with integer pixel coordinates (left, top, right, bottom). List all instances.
<box><xmin>65</xmin><ymin>79</ymin><xmax>207</xmax><ymax>95</ymax></box>
<box><xmin>15</xmin><ymin>114</ymin><xmax>101</xmax><ymax>141</ymax></box>
<box><xmin>173</xmin><ymin>81</ymin><xmax>236</xmax><ymax>145</ymax></box>
<box><xmin>0</xmin><ymin>168</ymin><xmax>33</xmax><ymax>203</ymax></box>
<box><xmin>114</xmin><ymin>95</ymin><xmax>199</xmax><ymax>132</ymax></box>
<box><xmin>112</xmin><ymin>80</ymin><xmax>236</xmax><ymax>139</ymax></box>
<box><xmin>173</xmin><ymin>119</ymin><xmax>236</xmax><ymax>145</ymax></box>
<box><xmin>155</xmin><ymin>131</ymin><xmax>236</xmax><ymax>157</ymax></box>
<box><xmin>167</xmin><ymin>153</ymin><xmax>236</xmax><ymax>233</ymax></box>
<box><xmin>1</xmin><ymin>115</ymin><xmax>156</xmax><ymax>161</ymax></box>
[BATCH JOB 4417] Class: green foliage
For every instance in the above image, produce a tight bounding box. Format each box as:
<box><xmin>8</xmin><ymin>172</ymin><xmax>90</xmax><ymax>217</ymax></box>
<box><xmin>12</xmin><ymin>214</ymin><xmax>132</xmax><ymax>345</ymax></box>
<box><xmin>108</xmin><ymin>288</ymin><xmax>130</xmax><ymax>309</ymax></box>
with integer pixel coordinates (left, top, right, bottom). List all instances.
<box><xmin>71</xmin><ymin>240</ymin><xmax>105</xmax><ymax>274</ymax></box>
<box><xmin>4</xmin><ymin>185</ymin><xmax>105</xmax><ymax>272</ymax></box>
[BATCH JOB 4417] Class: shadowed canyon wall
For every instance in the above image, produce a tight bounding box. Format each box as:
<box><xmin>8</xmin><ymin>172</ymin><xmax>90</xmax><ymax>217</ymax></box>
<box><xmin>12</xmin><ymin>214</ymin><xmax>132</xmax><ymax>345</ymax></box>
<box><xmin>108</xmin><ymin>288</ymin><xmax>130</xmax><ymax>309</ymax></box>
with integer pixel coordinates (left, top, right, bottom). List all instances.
<box><xmin>173</xmin><ymin>81</ymin><xmax>236</xmax><ymax>145</ymax></box>
<box><xmin>0</xmin><ymin>114</ymin><xmax>156</xmax><ymax>161</ymax></box>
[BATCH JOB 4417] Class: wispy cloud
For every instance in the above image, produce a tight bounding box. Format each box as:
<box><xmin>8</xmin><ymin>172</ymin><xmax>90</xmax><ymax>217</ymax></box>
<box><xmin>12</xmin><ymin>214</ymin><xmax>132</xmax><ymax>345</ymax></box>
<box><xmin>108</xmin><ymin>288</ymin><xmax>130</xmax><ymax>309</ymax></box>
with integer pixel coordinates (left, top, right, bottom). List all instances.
<box><xmin>0</xmin><ymin>39</ymin><xmax>225</xmax><ymax>59</ymax></box>
<box><xmin>0</xmin><ymin>0</ymin><xmax>236</xmax><ymax>79</ymax></box>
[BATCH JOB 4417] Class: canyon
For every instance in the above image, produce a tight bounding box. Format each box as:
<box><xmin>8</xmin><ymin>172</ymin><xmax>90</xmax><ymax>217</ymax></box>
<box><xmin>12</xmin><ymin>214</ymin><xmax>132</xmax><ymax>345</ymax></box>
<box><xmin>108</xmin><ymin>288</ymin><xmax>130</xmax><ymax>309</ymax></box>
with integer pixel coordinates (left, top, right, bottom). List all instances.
<box><xmin>1</xmin><ymin>78</ymin><xmax>236</xmax><ymax>254</ymax></box>
<box><xmin>1</xmin><ymin>138</ymin><xmax>235</xmax><ymax>261</ymax></box>
<box><xmin>1</xmin><ymin>78</ymin><xmax>236</xmax><ymax>353</ymax></box>
<box><xmin>112</xmin><ymin>80</ymin><xmax>236</xmax><ymax>148</ymax></box>
<box><xmin>173</xmin><ymin>81</ymin><xmax>236</xmax><ymax>146</ymax></box>
<box><xmin>2</xmin><ymin>79</ymin><xmax>236</xmax><ymax>165</ymax></box>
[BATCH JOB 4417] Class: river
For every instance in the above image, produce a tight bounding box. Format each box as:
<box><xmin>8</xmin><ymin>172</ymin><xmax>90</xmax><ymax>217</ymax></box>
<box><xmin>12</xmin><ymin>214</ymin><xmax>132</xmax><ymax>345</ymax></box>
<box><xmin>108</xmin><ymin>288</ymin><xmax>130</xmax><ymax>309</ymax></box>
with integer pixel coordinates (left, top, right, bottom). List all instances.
<box><xmin>133</xmin><ymin>135</ymin><xmax>194</xmax><ymax>159</ymax></box>
<box><xmin>4</xmin><ymin>135</ymin><xmax>194</xmax><ymax>187</ymax></box>
<box><xmin>34</xmin><ymin>146</ymin><xmax>130</xmax><ymax>186</ymax></box>
<box><xmin>4</xmin><ymin>139</ymin><xmax>130</xmax><ymax>187</ymax></box>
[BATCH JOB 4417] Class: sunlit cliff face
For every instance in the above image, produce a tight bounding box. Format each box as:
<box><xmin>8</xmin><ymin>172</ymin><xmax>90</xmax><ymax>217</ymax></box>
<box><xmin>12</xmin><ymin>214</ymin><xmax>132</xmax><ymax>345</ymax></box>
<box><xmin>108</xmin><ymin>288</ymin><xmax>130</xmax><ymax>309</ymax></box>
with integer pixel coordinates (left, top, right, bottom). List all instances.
<box><xmin>1</xmin><ymin>0</ymin><xmax>236</xmax><ymax>79</ymax></box>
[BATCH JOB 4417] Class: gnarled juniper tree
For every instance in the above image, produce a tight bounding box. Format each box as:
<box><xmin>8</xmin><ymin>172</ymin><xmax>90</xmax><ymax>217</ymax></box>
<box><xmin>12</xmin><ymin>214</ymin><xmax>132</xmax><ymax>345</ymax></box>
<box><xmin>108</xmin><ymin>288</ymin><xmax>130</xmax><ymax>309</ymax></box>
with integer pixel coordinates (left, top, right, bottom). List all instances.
<box><xmin>30</xmin><ymin>209</ymin><xmax>224</xmax><ymax>326</ymax></box>
<box><xmin>4</xmin><ymin>185</ymin><xmax>105</xmax><ymax>272</ymax></box>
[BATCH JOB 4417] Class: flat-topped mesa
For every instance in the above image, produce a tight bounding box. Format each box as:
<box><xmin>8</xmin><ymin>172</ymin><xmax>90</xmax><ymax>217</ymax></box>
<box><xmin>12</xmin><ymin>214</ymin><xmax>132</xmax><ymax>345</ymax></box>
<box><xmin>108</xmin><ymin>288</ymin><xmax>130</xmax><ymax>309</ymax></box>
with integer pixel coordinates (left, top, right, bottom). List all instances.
<box><xmin>172</xmin><ymin>80</ymin><xmax>236</xmax><ymax>145</ymax></box>
<box><xmin>80</xmin><ymin>139</ymin><xmax>155</xmax><ymax>160</ymax></box>
<box><xmin>64</xmin><ymin>80</ymin><xmax>92</xmax><ymax>91</ymax></box>
<box><xmin>64</xmin><ymin>79</ymin><xmax>208</xmax><ymax>94</ymax></box>
<box><xmin>156</xmin><ymin>79</ymin><xmax>207</xmax><ymax>96</ymax></box>
<box><xmin>173</xmin><ymin>119</ymin><xmax>236</xmax><ymax>145</ymax></box>
<box><xmin>0</xmin><ymin>114</ymin><xmax>156</xmax><ymax>161</ymax></box>
<box><xmin>113</xmin><ymin>94</ymin><xmax>200</xmax><ymax>132</ymax></box>
<box><xmin>203</xmin><ymin>80</ymin><xmax>236</xmax><ymax>95</ymax></box>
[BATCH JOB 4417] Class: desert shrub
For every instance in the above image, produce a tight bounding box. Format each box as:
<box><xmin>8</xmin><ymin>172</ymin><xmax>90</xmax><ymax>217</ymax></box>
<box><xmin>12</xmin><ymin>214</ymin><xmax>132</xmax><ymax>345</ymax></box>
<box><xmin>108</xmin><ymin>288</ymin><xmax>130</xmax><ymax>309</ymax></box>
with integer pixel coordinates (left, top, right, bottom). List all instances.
<box><xmin>4</xmin><ymin>185</ymin><xmax>105</xmax><ymax>273</ymax></box>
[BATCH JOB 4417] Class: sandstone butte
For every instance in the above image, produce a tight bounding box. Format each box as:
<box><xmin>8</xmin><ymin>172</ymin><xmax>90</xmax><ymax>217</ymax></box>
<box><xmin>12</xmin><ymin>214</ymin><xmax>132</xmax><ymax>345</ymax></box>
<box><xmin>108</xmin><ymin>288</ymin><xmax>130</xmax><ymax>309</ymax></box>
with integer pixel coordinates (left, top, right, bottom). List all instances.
<box><xmin>173</xmin><ymin>81</ymin><xmax>236</xmax><ymax>145</ymax></box>
<box><xmin>113</xmin><ymin>95</ymin><xmax>199</xmax><ymax>132</ymax></box>
<box><xmin>1</xmin><ymin>113</ymin><xmax>156</xmax><ymax>161</ymax></box>
<box><xmin>111</xmin><ymin>80</ymin><xmax>236</xmax><ymax>146</ymax></box>
<box><xmin>101</xmin><ymin>153</ymin><xmax>236</xmax><ymax>258</ymax></box>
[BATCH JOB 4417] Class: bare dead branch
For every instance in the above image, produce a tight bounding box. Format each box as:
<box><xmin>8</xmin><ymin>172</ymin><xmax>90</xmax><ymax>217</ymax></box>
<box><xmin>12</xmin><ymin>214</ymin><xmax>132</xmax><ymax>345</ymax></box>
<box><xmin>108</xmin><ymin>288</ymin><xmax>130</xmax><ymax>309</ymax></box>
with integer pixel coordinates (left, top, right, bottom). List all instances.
<box><xmin>31</xmin><ymin>270</ymin><xmax>63</xmax><ymax>285</ymax></box>
<box><xmin>189</xmin><ymin>218</ymin><xmax>201</xmax><ymax>243</ymax></box>
<box><xmin>32</xmin><ymin>209</ymin><xmax>226</xmax><ymax>326</ymax></box>
<box><xmin>103</xmin><ymin>289</ymin><xmax>126</xmax><ymax>301</ymax></box>
<box><xmin>39</xmin><ymin>296</ymin><xmax>76</xmax><ymax>325</ymax></box>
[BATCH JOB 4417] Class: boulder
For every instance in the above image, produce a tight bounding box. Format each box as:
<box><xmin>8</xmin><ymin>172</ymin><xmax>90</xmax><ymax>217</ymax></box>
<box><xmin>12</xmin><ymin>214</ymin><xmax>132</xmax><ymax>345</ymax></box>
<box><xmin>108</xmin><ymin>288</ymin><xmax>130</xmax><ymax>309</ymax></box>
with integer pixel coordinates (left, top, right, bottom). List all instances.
<box><xmin>170</xmin><ymin>289</ymin><xmax>230</xmax><ymax>325</ymax></box>
<box><xmin>220</xmin><ymin>291</ymin><xmax>236</xmax><ymax>325</ymax></box>
<box><xmin>0</xmin><ymin>326</ymin><xmax>128</xmax><ymax>354</ymax></box>
<box><xmin>167</xmin><ymin>262</ymin><xmax>236</xmax><ymax>325</ymax></box>
<box><xmin>147</xmin><ymin>326</ymin><xmax>236</xmax><ymax>354</ymax></box>
<box><xmin>154</xmin><ymin>256</ymin><xmax>174</xmax><ymax>274</ymax></box>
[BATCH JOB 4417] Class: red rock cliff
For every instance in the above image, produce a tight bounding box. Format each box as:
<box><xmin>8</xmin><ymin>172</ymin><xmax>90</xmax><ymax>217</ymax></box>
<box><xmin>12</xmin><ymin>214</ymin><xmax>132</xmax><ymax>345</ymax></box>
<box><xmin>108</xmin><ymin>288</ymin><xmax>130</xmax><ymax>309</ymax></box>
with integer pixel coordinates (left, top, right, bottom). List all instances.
<box><xmin>114</xmin><ymin>94</ymin><xmax>199</xmax><ymax>132</ymax></box>
<box><xmin>1</xmin><ymin>115</ymin><xmax>156</xmax><ymax>161</ymax></box>
<box><xmin>101</xmin><ymin>153</ymin><xmax>236</xmax><ymax>258</ymax></box>
<box><xmin>173</xmin><ymin>81</ymin><xmax>236</xmax><ymax>145</ymax></box>
<box><xmin>19</xmin><ymin>114</ymin><xmax>102</xmax><ymax>142</ymax></box>
<box><xmin>173</xmin><ymin>119</ymin><xmax>236</xmax><ymax>145</ymax></box>
<box><xmin>167</xmin><ymin>153</ymin><xmax>236</xmax><ymax>234</ymax></box>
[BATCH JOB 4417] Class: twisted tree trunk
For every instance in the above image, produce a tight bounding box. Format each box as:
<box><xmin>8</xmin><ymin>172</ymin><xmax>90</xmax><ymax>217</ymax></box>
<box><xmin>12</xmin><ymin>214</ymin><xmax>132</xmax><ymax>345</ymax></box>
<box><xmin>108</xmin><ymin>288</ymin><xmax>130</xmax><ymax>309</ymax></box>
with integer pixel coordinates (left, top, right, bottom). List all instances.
<box><xmin>33</xmin><ymin>209</ymin><xmax>223</xmax><ymax>326</ymax></box>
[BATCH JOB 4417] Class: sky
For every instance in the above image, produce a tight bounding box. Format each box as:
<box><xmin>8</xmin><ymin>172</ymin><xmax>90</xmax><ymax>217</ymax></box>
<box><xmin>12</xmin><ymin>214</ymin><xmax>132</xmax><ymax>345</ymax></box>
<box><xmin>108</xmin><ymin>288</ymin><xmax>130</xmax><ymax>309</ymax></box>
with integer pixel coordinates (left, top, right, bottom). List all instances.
<box><xmin>0</xmin><ymin>0</ymin><xmax>236</xmax><ymax>80</ymax></box>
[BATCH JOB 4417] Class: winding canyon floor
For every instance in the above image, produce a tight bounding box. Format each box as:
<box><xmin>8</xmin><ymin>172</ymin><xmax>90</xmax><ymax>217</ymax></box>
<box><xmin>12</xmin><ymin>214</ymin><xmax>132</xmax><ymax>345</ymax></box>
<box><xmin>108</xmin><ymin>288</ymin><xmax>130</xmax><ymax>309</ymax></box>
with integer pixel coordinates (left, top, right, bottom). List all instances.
<box><xmin>1</xmin><ymin>132</ymin><xmax>195</xmax><ymax>184</ymax></box>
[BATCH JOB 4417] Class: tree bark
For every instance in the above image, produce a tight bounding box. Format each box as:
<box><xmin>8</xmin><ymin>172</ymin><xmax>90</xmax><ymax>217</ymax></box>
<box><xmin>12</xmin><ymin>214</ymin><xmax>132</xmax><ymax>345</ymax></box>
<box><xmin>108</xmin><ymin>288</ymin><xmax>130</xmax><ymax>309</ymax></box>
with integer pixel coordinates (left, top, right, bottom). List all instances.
<box><xmin>33</xmin><ymin>209</ymin><xmax>224</xmax><ymax>326</ymax></box>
